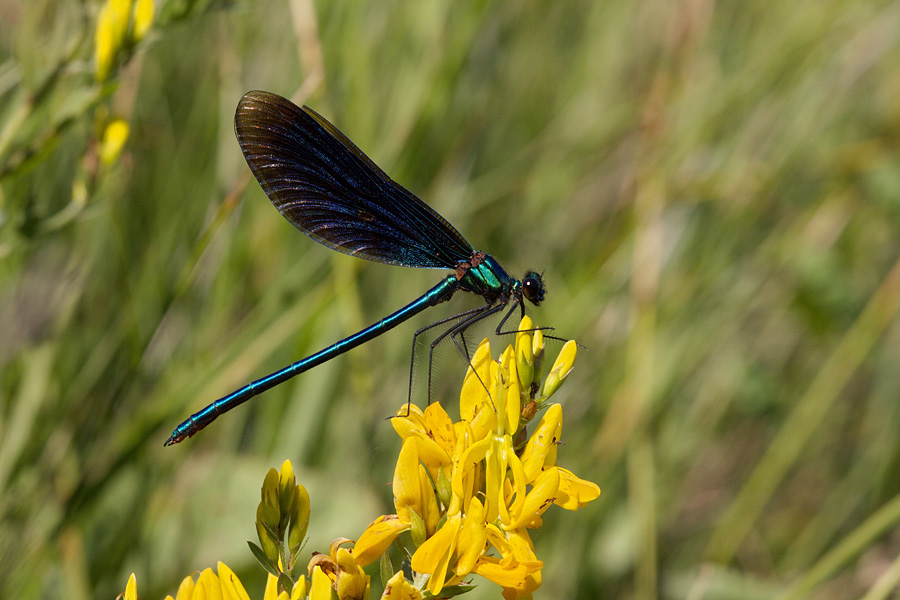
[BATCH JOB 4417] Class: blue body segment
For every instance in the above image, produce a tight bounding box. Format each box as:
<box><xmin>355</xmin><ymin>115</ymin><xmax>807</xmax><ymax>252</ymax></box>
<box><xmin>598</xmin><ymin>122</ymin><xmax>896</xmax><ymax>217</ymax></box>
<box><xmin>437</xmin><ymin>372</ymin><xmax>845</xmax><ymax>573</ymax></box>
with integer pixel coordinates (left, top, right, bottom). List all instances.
<box><xmin>167</xmin><ymin>275</ymin><xmax>460</xmax><ymax>444</ymax></box>
<box><xmin>164</xmin><ymin>92</ymin><xmax>547</xmax><ymax>446</ymax></box>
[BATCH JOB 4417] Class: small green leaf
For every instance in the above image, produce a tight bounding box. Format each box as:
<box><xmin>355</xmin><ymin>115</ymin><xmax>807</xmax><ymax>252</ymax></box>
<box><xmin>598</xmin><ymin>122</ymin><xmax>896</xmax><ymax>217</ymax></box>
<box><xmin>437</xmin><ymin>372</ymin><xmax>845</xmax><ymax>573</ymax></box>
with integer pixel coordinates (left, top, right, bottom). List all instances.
<box><xmin>277</xmin><ymin>573</ymin><xmax>294</xmax><ymax>595</ymax></box>
<box><xmin>379</xmin><ymin>551</ymin><xmax>395</xmax><ymax>589</ymax></box>
<box><xmin>408</xmin><ymin>507</ymin><xmax>426</xmax><ymax>547</ymax></box>
<box><xmin>247</xmin><ymin>542</ymin><xmax>279</xmax><ymax>577</ymax></box>
<box><xmin>423</xmin><ymin>583</ymin><xmax>476</xmax><ymax>598</ymax></box>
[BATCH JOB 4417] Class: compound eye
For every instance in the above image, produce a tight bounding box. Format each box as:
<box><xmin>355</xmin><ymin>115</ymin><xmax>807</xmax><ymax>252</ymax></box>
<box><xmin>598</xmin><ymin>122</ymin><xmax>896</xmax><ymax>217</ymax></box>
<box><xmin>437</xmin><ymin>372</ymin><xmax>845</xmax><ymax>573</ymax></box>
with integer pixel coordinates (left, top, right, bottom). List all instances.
<box><xmin>522</xmin><ymin>271</ymin><xmax>545</xmax><ymax>305</ymax></box>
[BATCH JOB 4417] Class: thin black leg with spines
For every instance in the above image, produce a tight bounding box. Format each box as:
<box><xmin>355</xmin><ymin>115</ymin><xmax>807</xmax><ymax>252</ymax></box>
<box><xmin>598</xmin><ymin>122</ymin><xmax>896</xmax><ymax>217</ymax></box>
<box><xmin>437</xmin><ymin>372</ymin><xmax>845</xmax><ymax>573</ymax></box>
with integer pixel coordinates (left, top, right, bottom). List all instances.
<box><xmin>436</xmin><ymin>300</ymin><xmax>512</xmax><ymax>409</ymax></box>
<box><xmin>405</xmin><ymin>305</ymin><xmax>489</xmax><ymax>413</ymax></box>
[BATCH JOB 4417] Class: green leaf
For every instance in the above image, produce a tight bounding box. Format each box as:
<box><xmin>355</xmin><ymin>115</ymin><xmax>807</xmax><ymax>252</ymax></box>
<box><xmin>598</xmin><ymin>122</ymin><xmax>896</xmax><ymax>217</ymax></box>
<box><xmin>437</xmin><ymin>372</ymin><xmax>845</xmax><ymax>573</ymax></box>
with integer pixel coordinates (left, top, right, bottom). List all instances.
<box><xmin>423</xmin><ymin>583</ymin><xmax>476</xmax><ymax>598</ymax></box>
<box><xmin>247</xmin><ymin>541</ymin><xmax>280</xmax><ymax>577</ymax></box>
<box><xmin>379</xmin><ymin>551</ymin><xmax>395</xmax><ymax>589</ymax></box>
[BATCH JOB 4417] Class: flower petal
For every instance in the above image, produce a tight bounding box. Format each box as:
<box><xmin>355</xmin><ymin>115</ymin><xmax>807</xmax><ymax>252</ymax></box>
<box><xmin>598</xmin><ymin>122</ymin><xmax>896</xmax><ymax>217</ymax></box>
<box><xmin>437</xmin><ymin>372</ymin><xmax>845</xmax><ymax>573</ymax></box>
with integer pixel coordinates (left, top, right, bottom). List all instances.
<box><xmin>309</xmin><ymin>566</ymin><xmax>334</xmax><ymax>600</ymax></box>
<box><xmin>498</xmin><ymin>347</ymin><xmax>521</xmax><ymax>435</ymax></box>
<box><xmin>473</xmin><ymin>556</ymin><xmax>542</xmax><ymax>593</ymax></box>
<box><xmin>291</xmin><ymin>576</ymin><xmax>308</xmax><ymax>600</ymax></box>
<box><xmin>541</xmin><ymin>340</ymin><xmax>577</xmax><ymax>398</ymax></box>
<box><xmin>452</xmin><ymin>434</ymin><xmax>489</xmax><ymax>503</ymax></box>
<box><xmin>217</xmin><ymin>562</ymin><xmax>251</xmax><ymax>600</ymax></box>
<box><xmin>131</xmin><ymin>0</ymin><xmax>154</xmax><ymax>42</ymax></box>
<box><xmin>418</xmin><ymin>464</ymin><xmax>441</xmax><ymax>537</ymax></box>
<box><xmin>100</xmin><ymin>119</ymin><xmax>129</xmax><ymax>165</ymax></box>
<box><xmin>553</xmin><ymin>467</ymin><xmax>601</xmax><ymax>510</ymax></box>
<box><xmin>423</xmin><ymin>402</ymin><xmax>456</xmax><ymax>455</ymax></box>
<box><xmin>460</xmin><ymin>339</ymin><xmax>494</xmax><ymax>421</ymax></box>
<box><xmin>124</xmin><ymin>574</ymin><xmax>137</xmax><ymax>600</ymax></box>
<box><xmin>393</xmin><ymin>439</ymin><xmax>421</xmax><ymax>524</ymax></box>
<box><xmin>381</xmin><ymin>571</ymin><xmax>423</xmax><ymax>600</ymax></box>
<box><xmin>515</xmin><ymin>317</ymin><xmax>534</xmax><ymax>392</ymax></box>
<box><xmin>174</xmin><ymin>573</ymin><xmax>196</xmax><ymax>600</ymax></box>
<box><xmin>392</xmin><ymin>404</ymin><xmax>427</xmax><ymax>436</ymax></box>
<box><xmin>508</xmin><ymin>468</ymin><xmax>560</xmax><ymax>530</ymax></box>
<box><xmin>353</xmin><ymin>515</ymin><xmax>410</xmax><ymax>567</ymax></box>
<box><xmin>410</xmin><ymin>514</ymin><xmax>461</xmax><ymax>595</ymax></box>
<box><xmin>194</xmin><ymin>568</ymin><xmax>222</xmax><ymax>600</ymax></box>
<box><xmin>454</xmin><ymin>496</ymin><xmax>487</xmax><ymax>576</ymax></box>
<box><xmin>478</xmin><ymin>527</ymin><xmax>542</xmax><ymax>594</ymax></box>
<box><xmin>335</xmin><ymin>548</ymin><xmax>369</xmax><ymax>600</ymax></box>
<box><xmin>519</xmin><ymin>404</ymin><xmax>562</xmax><ymax>481</ymax></box>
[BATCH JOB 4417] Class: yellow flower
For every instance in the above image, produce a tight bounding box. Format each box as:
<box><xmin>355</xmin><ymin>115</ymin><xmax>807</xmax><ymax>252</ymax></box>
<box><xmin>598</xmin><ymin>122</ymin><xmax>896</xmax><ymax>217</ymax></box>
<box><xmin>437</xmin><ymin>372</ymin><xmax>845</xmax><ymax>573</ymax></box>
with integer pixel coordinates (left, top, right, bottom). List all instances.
<box><xmin>515</xmin><ymin>316</ymin><xmax>535</xmax><ymax>394</ymax></box>
<box><xmin>458</xmin><ymin>339</ymin><xmax>498</xmax><ymax>430</ymax></box>
<box><xmin>380</xmin><ymin>571</ymin><xmax>422</xmax><ymax>600</ymax></box>
<box><xmin>542</xmin><ymin>340</ymin><xmax>577</xmax><ymax>398</ymax></box>
<box><xmin>450</xmin><ymin>423</ymin><xmax>490</xmax><ymax>516</ymax></box>
<box><xmin>94</xmin><ymin>0</ymin><xmax>155</xmax><ymax>81</ymax></box>
<box><xmin>353</xmin><ymin>436</ymin><xmax>442</xmax><ymax>565</ymax></box>
<box><xmin>410</xmin><ymin>511</ymin><xmax>463</xmax><ymax>594</ymax></box>
<box><xmin>497</xmin><ymin>345</ymin><xmax>522</xmax><ymax>434</ymax></box>
<box><xmin>264</xmin><ymin>573</ymin><xmax>307</xmax><ymax>600</ymax></box>
<box><xmin>335</xmin><ymin>547</ymin><xmax>369</xmax><ymax>600</ymax></box>
<box><xmin>304</xmin><ymin>539</ymin><xmax>370</xmax><ymax>600</ymax></box>
<box><xmin>554</xmin><ymin>467</ymin><xmax>602</xmax><ymax>510</ymax></box>
<box><xmin>353</xmin><ymin>319</ymin><xmax>599</xmax><ymax>597</ymax></box>
<box><xmin>353</xmin><ymin>515</ymin><xmax>409</xmax><ymax>567</ymax></box>
<box><xmin>407</xmin><ymin>496</ymin><xmax>488</xmax><ymax>595</ymax></box>
<box><xmin>94</xmin><ymin>3</ymin><xmax>121</xmax><ymax>82</ymax></box>
<box><xmin>474</xmin><ymin>526</ymin><xmax>543</xmax><ymax>599</ymax></box>
<box><xmin>100</xmin><ymin>118</ymin><xmax>129</xmax><ymax>166</ymax></box>
<box><xmin>308</xmin><ymin>565</ymin><xmax>334</xmax><ymax>600</ymax></box>
<box><xmin>520</xmin><ymin>403</ymin><xmax>562</xmax><ymax>481</ymax></box>
<box><xmin>121</xmin><ymin>563</ymin><xmax>253</xmax><ymax>600</ymax></box>
<box><xmin>124</xmin><ymin>573</ymin><xmax>137</xmax><ymax>600</ymax></box>
<box><xmin>131</xmin><ymin>0</ymin><xmax>154</xmax><ymax>42</ymax></box>
<box><xmin>396</xmin><ymin>438</ymin><xmax>441</xmax><ymax>540</ymax></box>
<box><xmin>391</xmin><ymin>402</ymin><xmax>454</xmax><ymax>484</ymax></box>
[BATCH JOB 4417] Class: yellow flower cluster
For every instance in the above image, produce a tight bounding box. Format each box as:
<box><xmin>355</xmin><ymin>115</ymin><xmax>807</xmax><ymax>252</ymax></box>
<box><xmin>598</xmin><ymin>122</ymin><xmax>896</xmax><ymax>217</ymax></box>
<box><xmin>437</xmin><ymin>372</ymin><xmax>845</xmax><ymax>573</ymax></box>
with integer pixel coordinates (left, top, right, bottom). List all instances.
<box><xmin>121</xmin><ymin>562</ymin><xmax>418</xmax><ymax>600</ymax></box>
<box><xmin>94</xmin><ymin>0</ymin><xmax>154</xmax><ymax>81</ymax></box>
<box><xmin>119</xmin><ymin>562</ymin><xmax>352</xmax><ymax>600</ymax></box>
<box><xmin>352</xmin><ymin>317</ymin><xmax>600</xmax><ymax>599</ymax></box>
<box><xmin>121</xmin><ymin>565</ymin><xmax>249</xmax><ymax>600</ymax></box>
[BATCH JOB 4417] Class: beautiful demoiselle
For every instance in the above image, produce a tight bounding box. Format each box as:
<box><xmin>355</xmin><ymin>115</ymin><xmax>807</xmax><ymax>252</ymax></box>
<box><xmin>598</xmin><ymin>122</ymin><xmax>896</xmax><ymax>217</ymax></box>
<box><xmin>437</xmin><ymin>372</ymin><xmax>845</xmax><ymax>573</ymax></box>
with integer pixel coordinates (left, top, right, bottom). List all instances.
<box><xmin>165</xmin><ymin>91</ymin><xmax>547</xmax><ymax>446</ymax></box>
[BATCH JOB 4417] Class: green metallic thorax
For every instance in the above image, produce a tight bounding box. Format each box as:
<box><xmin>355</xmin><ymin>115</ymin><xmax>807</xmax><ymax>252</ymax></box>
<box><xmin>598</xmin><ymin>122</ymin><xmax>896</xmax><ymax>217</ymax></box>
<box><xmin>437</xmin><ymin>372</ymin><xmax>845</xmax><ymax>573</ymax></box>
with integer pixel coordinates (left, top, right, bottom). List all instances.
<box><xmin>456</xmin><ymin>253</ymin><xmax>519</xmax><ymax>302</ymax></box>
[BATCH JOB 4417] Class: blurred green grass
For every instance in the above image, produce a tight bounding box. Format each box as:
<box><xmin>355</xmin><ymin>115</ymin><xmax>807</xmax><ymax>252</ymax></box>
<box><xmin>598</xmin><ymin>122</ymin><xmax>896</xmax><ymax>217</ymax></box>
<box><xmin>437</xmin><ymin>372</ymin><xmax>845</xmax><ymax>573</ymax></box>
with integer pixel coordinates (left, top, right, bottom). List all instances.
<box><xmin>2</xmin><ymin>0</ymin><xmax>900</xmax><ymax>598</ymax></box>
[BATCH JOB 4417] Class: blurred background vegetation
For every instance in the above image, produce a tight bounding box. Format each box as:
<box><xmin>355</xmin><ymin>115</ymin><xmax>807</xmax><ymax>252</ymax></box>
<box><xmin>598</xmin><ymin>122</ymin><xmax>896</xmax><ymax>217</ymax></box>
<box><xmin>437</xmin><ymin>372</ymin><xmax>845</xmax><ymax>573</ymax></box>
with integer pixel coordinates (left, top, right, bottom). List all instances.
<box><xmin>2</xmin><ymin>0</ymin><xmax>900</xmax><ymax>598</ymax></box>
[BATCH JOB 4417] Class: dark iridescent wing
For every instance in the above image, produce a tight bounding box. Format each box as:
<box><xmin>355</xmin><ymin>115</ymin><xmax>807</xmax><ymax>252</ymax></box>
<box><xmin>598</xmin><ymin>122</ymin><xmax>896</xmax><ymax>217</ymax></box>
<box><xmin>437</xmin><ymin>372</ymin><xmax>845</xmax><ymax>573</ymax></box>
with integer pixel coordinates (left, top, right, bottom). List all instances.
<box><xmin>234</xmin><ymin>91</ymin><xmax>473</xmax><ymax>269</ymax></box>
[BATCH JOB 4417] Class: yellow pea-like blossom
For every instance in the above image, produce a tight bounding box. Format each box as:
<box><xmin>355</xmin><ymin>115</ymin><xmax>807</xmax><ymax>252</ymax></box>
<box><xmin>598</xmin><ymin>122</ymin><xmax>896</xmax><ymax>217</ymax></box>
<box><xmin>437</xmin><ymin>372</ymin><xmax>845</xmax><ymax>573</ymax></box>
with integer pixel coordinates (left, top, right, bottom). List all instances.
<box><xmin>393</xmin><ymin>438</ymin><xmax>440</xmax><ymax>541</ymax></box>
<box><xmin>131</xmin><ymin>0</ymin><xmax>154</xmax><ymax>42</ymax></box>
<box><xmin>410</xmin><ymin>512</ymin><xmax>463</xmax><ymax>595</ymax></box>
<box><xmin>381</xmin><ymin>571</ymin><xmax>423</xmax><ymax>600</ymax></box>
<box><xmin>515</xmin><ymin>317</ymin><xmax>535</xmax><ymax>394</ymax></box>
<box><xmin>308</xmin><ymin>566</ymin><xmax>333</xmax><ymax>600</ymax></box>
<box><xmin>94</xmin><ymin>0</ymin><xmax>155</xmax><ymax>81</ymax></box>
<box><xmin>335</xmin><ymin>547</ymin><xmax>369</xmax><ymax>600</ymax></box>
<box><xmin>542</xmin><ymin>339</ymin><xmax>577</xmax><ymax>398</ymax></box>
<box><xmin>123</xmin><ymin>573</ymin><xmax>137</xmax><ymax>600</ymax></box>
<box><xmin>122</xmin><ymin>563</ymin><xmax>253</xmax><ymax>600</ymax></box>
<box><xmin>475</xmin><ymin>526</ymin><xmax>543</xmax><ymax>598</ymax></box>
<box><xmin>353</xmin><ymin>514</ymin><xmax>409</xmax><ymax>567</ymax></box>
<box><xmin>264</xmin><ymin>573</ymin><xmax>307</xmax><ymax>600</ymax></box>
<box><xmin>519</xmin><ymin>403</ymin><xmax>562</xmax><ymax>481</ymax></box>
<box><xmin>94</xmin><ymin>4</ymin><xmax>118</xmax><ymax>82</ymax></box>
